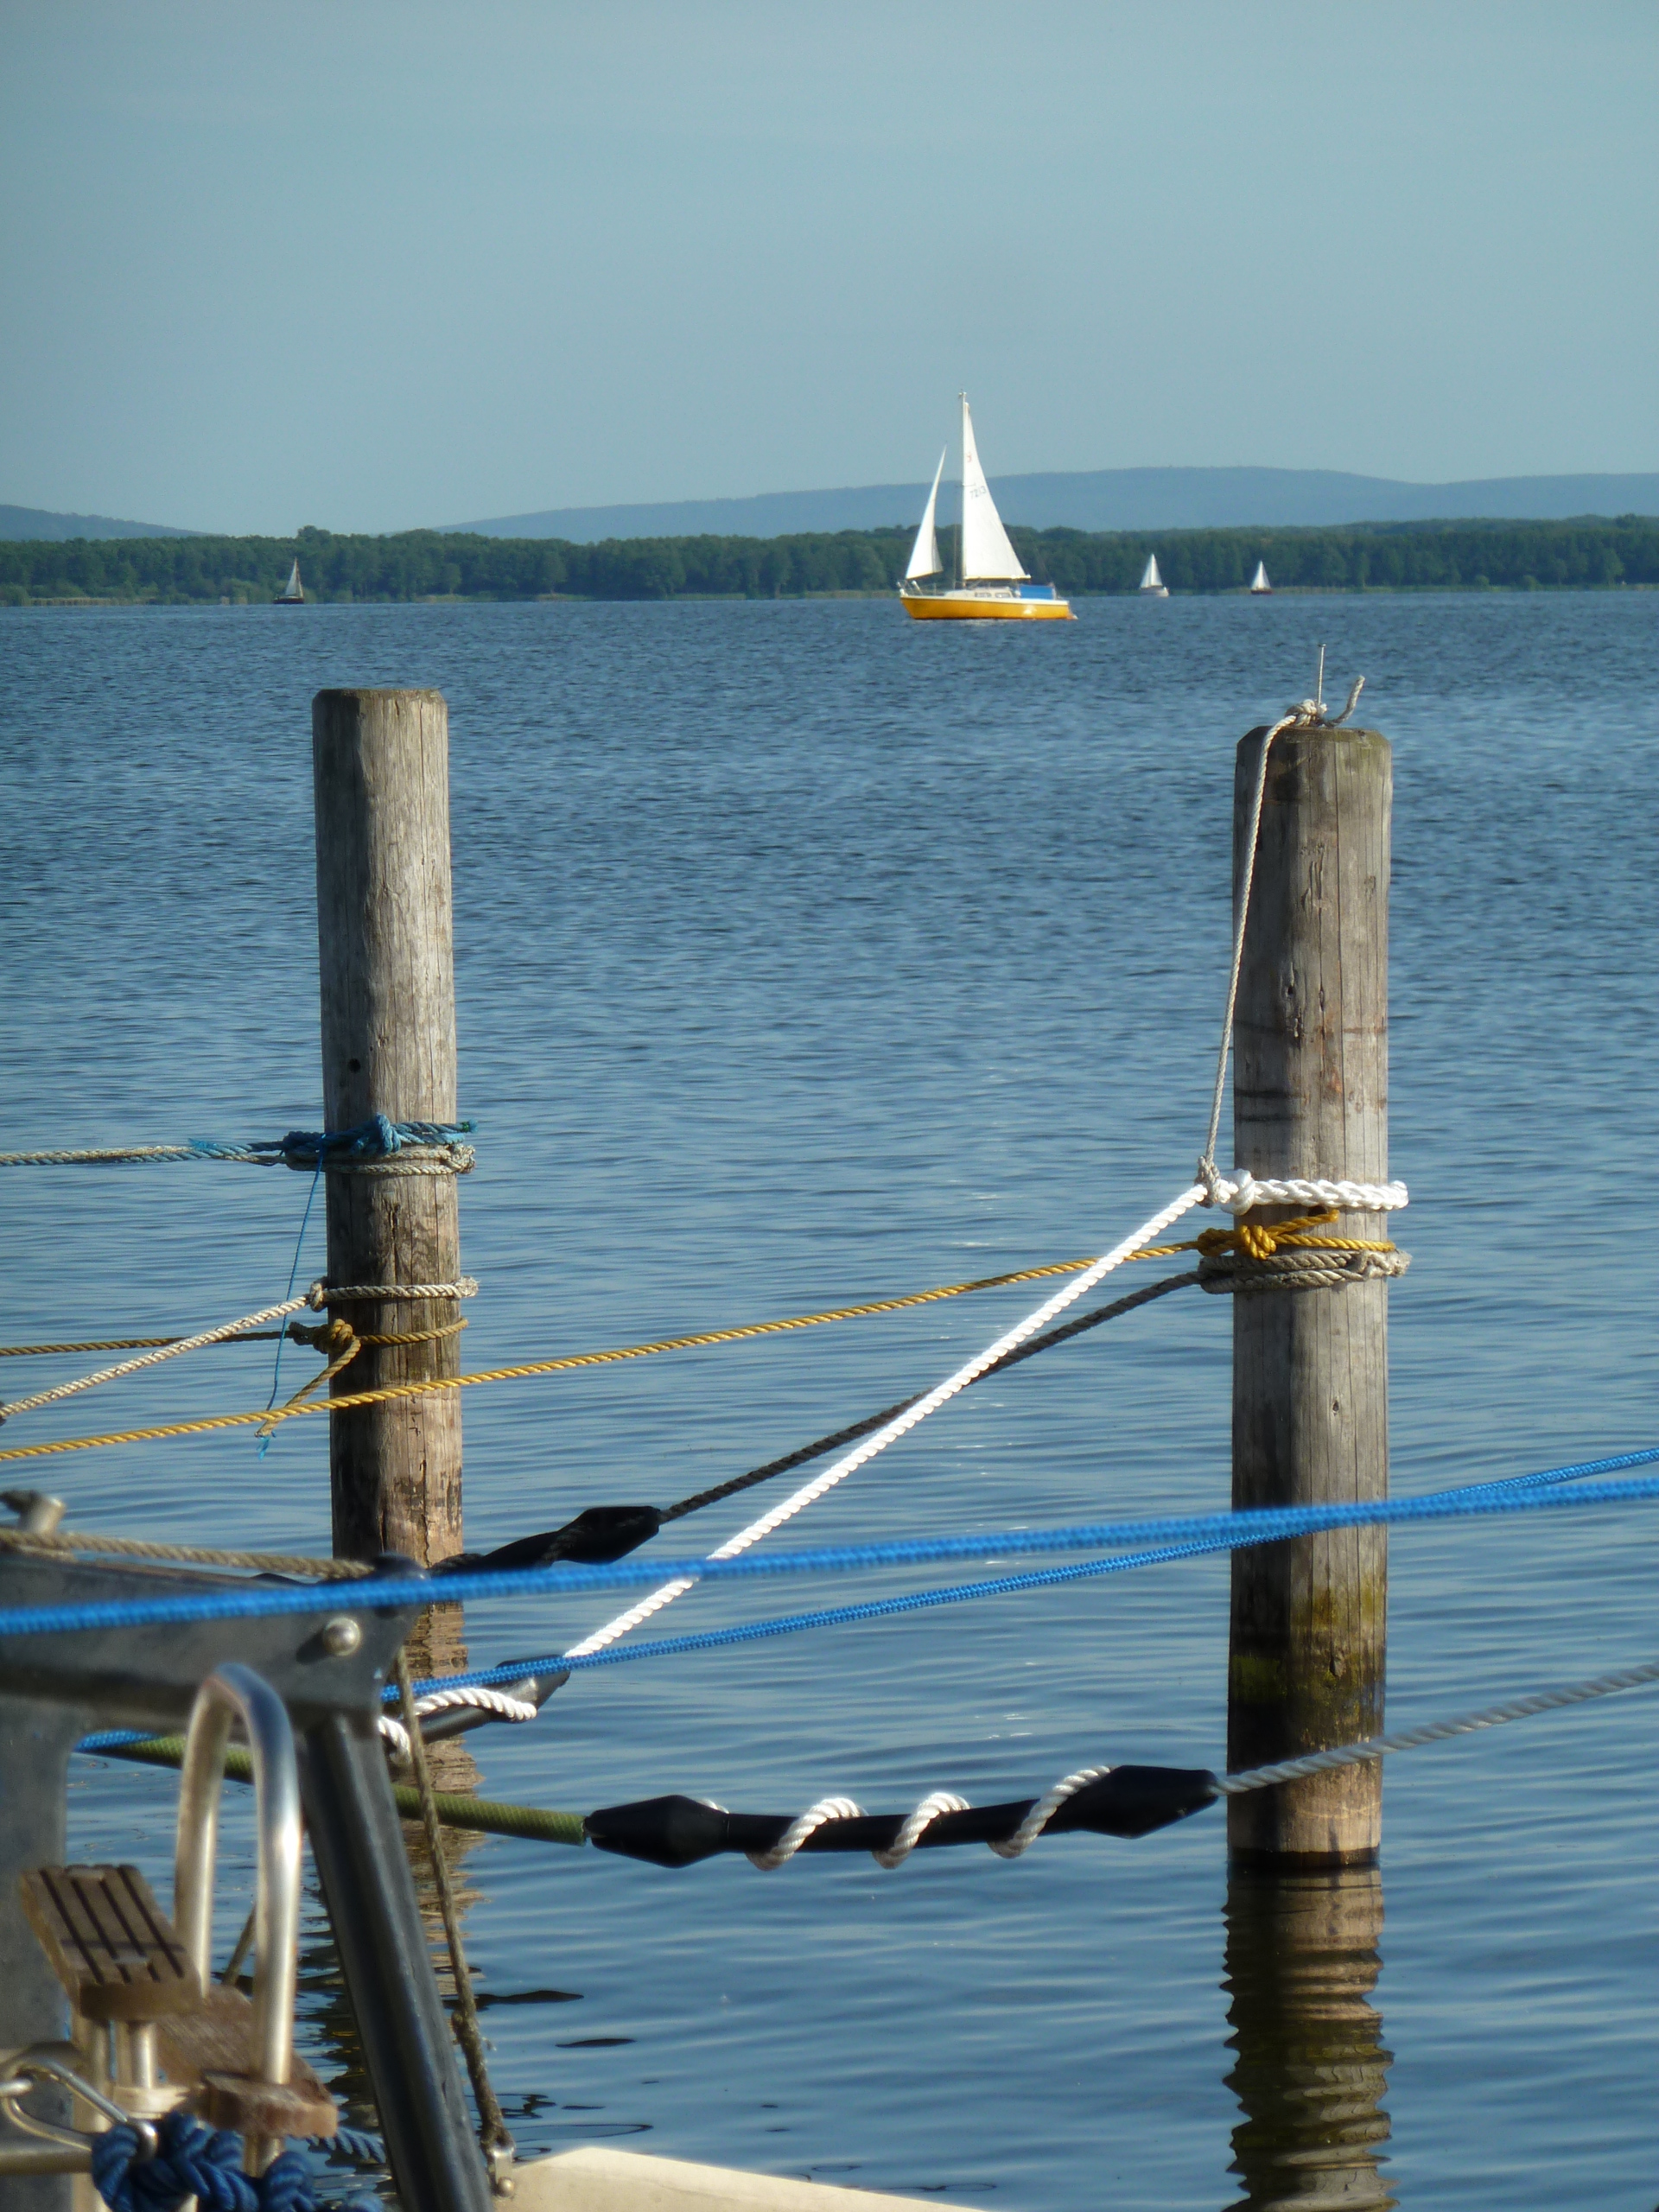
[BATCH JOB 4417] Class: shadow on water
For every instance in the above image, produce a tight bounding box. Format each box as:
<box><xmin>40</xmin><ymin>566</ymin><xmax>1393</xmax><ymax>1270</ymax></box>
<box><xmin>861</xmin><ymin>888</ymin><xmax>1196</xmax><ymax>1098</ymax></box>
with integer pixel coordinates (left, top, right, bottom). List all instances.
<box><xmin>1222</xmin><ymin>1863</ymin><xmax>1394</xmax><ymax>2212</ymax></box>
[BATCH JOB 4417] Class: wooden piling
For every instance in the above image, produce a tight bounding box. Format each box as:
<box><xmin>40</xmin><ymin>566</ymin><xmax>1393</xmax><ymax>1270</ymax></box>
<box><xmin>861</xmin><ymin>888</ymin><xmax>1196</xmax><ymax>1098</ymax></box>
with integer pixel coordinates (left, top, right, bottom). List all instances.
<box><xmin>1226</xmin><ymin>719</ymin><xmax>1391</xmax><ymax>1863</ymax></box>
<box><xmin>312</xmin><ymin>689</ymin><xmax>464</xmax><ymax>1566</ymax></box>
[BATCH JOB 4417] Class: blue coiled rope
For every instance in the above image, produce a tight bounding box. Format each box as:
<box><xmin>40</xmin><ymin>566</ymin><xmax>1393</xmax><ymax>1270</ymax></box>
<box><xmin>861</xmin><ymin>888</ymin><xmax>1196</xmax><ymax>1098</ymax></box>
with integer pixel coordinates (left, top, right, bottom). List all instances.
<box><xmin>22</xmin><ymin>1444</ymin><xmax>1659</xmax><ymax>1650</ymax></box>
<box><xmin>92</xmin><ymin>2109</ymin><xmax>314</xmax><ymax>2211</ymax></box>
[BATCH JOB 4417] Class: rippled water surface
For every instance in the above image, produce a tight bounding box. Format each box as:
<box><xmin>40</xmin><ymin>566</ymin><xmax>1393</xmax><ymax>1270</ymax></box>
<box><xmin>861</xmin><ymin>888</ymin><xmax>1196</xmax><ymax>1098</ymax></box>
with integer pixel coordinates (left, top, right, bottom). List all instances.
<box><xmin>3</xmin><ymin>594</ymin><xmax>1656</xmax><ymax>2209</ymax></box>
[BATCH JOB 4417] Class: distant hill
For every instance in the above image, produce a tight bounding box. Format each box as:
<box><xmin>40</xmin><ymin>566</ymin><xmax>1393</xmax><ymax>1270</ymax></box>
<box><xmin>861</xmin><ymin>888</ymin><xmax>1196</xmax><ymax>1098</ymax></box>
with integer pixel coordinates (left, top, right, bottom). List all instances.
<box><xmin>448</xmin><ymin>467</ymin><xmax>1659</xmax><ymax>542</ymax></box>
<box><xmin>0</xmin><ymin>504</ymin><xmax>195</xmax><ymax>541</ymax></box>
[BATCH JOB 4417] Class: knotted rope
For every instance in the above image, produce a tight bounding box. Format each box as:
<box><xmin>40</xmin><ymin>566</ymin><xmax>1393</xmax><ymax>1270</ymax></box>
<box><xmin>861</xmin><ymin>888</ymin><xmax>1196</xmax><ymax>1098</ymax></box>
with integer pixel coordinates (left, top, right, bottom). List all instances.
<box><xmin>91</xmin><ymin>2107</ymin><xmax>314</xmax><ymax>2211</ymax></box>
<box><xmin>0</xmin><ymin>1115</ymin><xmax>474</xmax><ymax>1174</ymax></box>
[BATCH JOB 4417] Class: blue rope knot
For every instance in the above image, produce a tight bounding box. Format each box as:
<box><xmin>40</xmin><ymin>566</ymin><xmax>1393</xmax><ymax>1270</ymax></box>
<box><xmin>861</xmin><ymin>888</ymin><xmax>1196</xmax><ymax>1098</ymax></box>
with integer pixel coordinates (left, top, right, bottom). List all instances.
<box><xmin>187</xmin><ymin>1117</ymin><xmax>474</xmax><ymax>1170</ymax></box>
<box><xmin>91</xmin><ymin>2109</ymin><xmax>315</xmax><ymax>2212</ymax></box>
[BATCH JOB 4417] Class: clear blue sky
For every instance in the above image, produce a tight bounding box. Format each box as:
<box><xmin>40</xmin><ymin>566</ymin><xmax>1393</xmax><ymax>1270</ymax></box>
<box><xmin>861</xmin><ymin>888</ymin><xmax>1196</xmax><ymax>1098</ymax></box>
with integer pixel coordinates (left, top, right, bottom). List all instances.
<box><xmin>3</xmin><ymin>1</ymin><xmax>1655</xmax><ymax>534</ymax></box>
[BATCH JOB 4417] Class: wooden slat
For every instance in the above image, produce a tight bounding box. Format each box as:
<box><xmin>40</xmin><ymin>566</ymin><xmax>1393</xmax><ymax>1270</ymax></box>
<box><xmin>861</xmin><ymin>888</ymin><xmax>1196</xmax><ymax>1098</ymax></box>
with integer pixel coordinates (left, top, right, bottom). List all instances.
<box><xmin>18</xmin><ymin>1865</ymin><xmax>200</xmax><ymax>2023</ymax></box>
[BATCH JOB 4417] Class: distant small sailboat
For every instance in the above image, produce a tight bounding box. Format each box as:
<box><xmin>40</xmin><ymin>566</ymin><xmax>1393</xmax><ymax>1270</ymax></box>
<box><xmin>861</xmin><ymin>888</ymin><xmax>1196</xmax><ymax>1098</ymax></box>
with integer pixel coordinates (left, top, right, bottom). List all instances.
<box><xmin>1138</xmin><ymin>556</ymin><xmax>1168</xmax><ymax>598</ymax></box>
<box><xmin>275</xmin><ymin>559</ymin><xmax>305</xmax><ymax>606</ymax></box>
<box><xmin>1249</xmin><ymin>561</ymin><xmax>1272</xmax><ymax>595</ymax></box>
<box><xmin>899</xmin><ymin>396</ymin><xmax>1073</xmax><ymax>620</ymax></box>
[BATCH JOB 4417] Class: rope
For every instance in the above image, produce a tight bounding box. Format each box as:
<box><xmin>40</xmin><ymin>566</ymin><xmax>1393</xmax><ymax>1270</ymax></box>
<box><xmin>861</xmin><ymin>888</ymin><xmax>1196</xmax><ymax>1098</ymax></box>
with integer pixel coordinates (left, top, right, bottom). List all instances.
<box><xmin>394</xmin><ymin>1651</ymin><xmax>515</xmax><ymax>2184</ymax></box>
<box><xmin>8</xmin><ymin>1447</ymin><xmax>1659</xmax><ymax>1643</ymax></box>
<box><xmin>92</xmin><ymin>2106</ymin><xmax>314</xmax><ymax>2210</ymax></box>
<box><xmin>86</xmin><ymin>1733</ymin><xmax>588</xmax><ymax>1846</ymax></box>
<box><xmin>1196</xmin><ymin>673</ymin><xmax>1365</xmax><ymax>1198</ymax></box>
<box><xmin>0</xmin><ymin>1252</ymin><xmax>1183</xmax><ymax>1465</ymax></box>
<box><xmin>0</xmin><ymin>1526</ymin><xmax>370</xmax><ymax>1576</ymax></box>
<box><xmin>563</xmin><ymin>1176</ymin><xmax>1406</xmax><ymax>1660</ymax></box>
<box><xmin>378</xmin><ymin>1682</ymin><xmax>539</xmax><ymax>1762</ymax></box>
<box><xmin>0</xmin><ymin>1114</ymin><xmax>474</xmax><ymax>1173</ymax></box>
<box><xmin>0</xmin><ymin>1291</ymin><xmax>321</xmax><ymax>1425</ymax></box>
<box><xmin>1218</xmin><ymin>1656</ymin><xmax>1659</xmax><ymax>1793</ymax></box>
<box><xmin>747</xmin><ymin>1795</ymin><xmax>866</xmax><ymax>1870</ymax></box>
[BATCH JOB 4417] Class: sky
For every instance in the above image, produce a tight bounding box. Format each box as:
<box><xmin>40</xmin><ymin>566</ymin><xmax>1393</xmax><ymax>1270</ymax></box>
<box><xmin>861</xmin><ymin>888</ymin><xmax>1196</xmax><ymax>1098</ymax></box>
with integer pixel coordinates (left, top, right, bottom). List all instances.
<box><xmin>3</xmin><ymin>1</ymin><xmax>1656</xmax><ymax>535</ymax></box>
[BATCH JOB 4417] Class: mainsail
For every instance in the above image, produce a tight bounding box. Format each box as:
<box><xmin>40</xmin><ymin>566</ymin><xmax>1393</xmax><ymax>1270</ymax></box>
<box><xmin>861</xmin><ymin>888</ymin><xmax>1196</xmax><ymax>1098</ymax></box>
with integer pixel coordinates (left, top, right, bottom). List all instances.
<box><xmin>959</xmin><ymin>395</ymin><xmax>1027</xmax><ymax>582</ymax></box>
<box><xmin>1249</xmin><ymin>561</ymin><xmax>1272</xmax><ymax>594</ymax></box>
<box><xmin>906</xmin><ymin>450</ymin><xmax>946</xmax><ymax>580</ymax></box>
<box><xmin>278</xmin><ymin>560</ymin><xmax>304</xmax><ymax>602</ymax></box>
<box><xmin>1140</xmin><ymin>556</ymin><xmax>1164</xmax><ymax>592</ymax></box>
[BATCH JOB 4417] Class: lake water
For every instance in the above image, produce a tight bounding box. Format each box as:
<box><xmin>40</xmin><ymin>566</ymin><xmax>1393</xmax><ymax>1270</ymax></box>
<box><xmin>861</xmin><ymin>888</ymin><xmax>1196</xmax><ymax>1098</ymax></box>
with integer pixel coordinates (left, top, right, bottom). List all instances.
<box><xmin>3</xmin><ymin>592</ymin><xmax>1656</xmax><ymax>2209</ymax></box>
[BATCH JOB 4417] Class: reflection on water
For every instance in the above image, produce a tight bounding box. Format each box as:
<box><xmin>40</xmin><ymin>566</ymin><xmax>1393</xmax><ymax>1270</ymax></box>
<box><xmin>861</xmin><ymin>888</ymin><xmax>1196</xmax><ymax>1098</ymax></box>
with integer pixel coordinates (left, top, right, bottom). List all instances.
<box><xmin>1224</xmin><ymin>1863</ymin><xmax>1393</xmax><ymax>2211</ymax></box>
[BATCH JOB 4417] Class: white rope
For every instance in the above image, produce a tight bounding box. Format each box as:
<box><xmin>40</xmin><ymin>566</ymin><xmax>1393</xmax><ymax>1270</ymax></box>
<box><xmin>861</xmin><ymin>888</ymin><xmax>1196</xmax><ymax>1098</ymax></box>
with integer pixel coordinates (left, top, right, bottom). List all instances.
<box><xmin>747</xmin><ymin>1796</ymin><xmax>865</xmax><ymax>1870</ymax></box>
<box><xmin>987</xmin><ymin>1765</ymin><xmax>1111</xmax><ymax>1858</ymax></box>
<box><xmin>871</xmin><ymin>1790</ymin><xmax>970</xmax><ymax>1869</ymax></box>
<box><xmin>563</xmin><ymin>1171</ymin><xmax>1407</xmax><ymax>1662</ymax></box>
<box><xmin>378</xmin><ymin>1683</ymin><xmax>538</xmax><ymax>1762</ymax></box>
<box><xmin>745</xmin><ymin>1767</ymin><xmax>1110</xmax><ymax>1872</ymax></box>
<box><xmin>563</xmin><ymin>1183</ymin><xmax>1211</xmax><ymax>1658</ymax></box>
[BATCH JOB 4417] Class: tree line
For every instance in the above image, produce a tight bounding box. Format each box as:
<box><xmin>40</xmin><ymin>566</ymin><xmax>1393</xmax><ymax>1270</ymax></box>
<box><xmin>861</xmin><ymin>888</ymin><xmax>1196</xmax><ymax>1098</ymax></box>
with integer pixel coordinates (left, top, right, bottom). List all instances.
<box><xmin>3</xmin><ymin>515</ymin><xmax>1656</xmax><ymax>605</ymax></box>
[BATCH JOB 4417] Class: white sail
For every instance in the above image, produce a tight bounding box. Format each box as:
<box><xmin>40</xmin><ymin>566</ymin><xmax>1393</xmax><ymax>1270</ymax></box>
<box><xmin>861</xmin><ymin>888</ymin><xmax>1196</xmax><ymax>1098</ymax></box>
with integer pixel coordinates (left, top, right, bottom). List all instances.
<box><xmin>1249</xmin><ymin>561</ymin><xmax>1271</xmax><ymax>594</ymax></box>
<box><xmin>959</xmin><ymin>394</ymin><xmax>1027</xmax><ymax>582</ymax></box>
<box><xmin>280</xmin><ymin>560</ymin><xmax>303</xmax><ymax>601</ymax></box>
<box><xmin>906</xmin><ymin>449</ymin><xmax>946</xmax><ymax>580</ymax></box>
<box><xmin>1140</xmin><ymin>556</ymin><xmax>1163</xmax><ymax>591</ymax></box>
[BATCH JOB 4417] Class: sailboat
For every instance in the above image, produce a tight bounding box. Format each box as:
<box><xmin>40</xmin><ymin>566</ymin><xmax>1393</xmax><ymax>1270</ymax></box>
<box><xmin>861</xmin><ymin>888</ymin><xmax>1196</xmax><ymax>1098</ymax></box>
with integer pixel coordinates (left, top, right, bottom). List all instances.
<box><xmin>1138</xmin><ymin>555</ymin><xmax>1168</xmax><ymax>598</ymax></box>
<box><xmin>899</xmin><ymin>396</ymin><xmax>1073</xmax><ymax>620</ymax></box>
<box><xmin>275</xmin><ymin>559</ymin><xmax>305</xmax><ymax>606</ymax></box>
<box><xmin>1249</xmin><ymin>561</ymin><xmax>1272</xmax><ymax>595</ymax></box>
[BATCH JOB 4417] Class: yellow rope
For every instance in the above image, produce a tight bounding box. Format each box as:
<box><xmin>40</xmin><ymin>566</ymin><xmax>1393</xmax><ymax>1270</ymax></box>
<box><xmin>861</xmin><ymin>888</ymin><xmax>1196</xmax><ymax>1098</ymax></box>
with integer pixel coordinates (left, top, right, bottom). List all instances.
<box><xmin>0</xmin><ymin>1255</ymin><xmax>1109</xmax><ymax>1465</ymax></box>
<box><xmin>0</xmin><ymin>1228</ymin><xmax>1408</xmax><ymax>1470</ymax></box>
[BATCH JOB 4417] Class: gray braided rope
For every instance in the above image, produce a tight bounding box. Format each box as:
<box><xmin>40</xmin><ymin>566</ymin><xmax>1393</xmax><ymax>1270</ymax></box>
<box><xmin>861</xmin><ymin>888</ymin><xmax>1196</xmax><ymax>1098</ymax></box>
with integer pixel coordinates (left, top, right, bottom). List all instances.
<box><xmin>1198</xmin><ymin>1248</ymin><xmax>1411</xmax><ymax>1295</ymax></box>
<box><xmin>0</xmin><ymin>1289</ymin><xmax>320</xmax><ymax>1424</ymax></box>
<box><xmin>0</xmin><ymin>1526</ymin><xmax>368</xmax><ymax>1577</ymax></box>
<box><xmin>1219</xmin><ymin>1657</ymin><xmax>1659</xmax><ymax>1794</ymax></box>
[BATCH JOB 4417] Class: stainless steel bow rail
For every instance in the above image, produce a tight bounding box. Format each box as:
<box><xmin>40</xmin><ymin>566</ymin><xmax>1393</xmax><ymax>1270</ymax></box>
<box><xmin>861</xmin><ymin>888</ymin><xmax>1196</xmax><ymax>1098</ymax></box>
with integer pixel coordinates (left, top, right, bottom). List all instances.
<box><xmin>0</xmin><ymin>1547</ymin><xmax>493</xmax><ymax>2212</ymax></box>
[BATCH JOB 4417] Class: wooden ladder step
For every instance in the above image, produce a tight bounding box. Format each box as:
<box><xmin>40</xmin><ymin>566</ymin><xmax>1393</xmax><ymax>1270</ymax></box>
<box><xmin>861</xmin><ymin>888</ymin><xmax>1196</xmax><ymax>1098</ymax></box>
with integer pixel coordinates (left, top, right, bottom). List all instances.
<box><xmin>159</xmin><ymin>1986</ymin><xmax>337</xmax><ymax>2139</ymax></box>
<box><xmin>18</xmin><ymin>1865</ymin><xmax>200</xmax><ymax>2024</ymax></box>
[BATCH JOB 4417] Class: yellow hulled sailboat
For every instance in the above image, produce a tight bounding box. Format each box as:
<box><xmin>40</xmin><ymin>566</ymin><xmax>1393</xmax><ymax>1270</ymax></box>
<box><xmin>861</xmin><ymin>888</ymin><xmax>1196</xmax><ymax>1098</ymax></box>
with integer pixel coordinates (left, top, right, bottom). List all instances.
<box><xmin>899</xmin><ymin>396</ymin><xmax>1073</xmax><ymax>620</ymax></box>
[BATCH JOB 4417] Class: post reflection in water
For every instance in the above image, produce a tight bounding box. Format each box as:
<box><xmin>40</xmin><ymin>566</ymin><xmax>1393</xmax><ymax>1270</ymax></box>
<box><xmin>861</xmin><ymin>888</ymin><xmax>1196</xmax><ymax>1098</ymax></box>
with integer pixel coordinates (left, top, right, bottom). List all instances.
<box><xmin>1222</xmin><ymin>1861</ymin><xmax>1395</xmax><ymax>2211</ymax></box>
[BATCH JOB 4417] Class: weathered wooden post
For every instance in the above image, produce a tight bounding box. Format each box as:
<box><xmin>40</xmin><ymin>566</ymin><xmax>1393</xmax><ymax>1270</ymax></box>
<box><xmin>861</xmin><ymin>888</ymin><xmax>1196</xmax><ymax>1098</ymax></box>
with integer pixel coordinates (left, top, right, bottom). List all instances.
<box><xmin>313</xmin><ymin>689</ymin><xmax>464</xmax><ymax>1566</ymax></box>
<box><xmin>1227</xmin><ymin>715</ymin><xmax>1391</xmax><ymax>1862</ymax></box>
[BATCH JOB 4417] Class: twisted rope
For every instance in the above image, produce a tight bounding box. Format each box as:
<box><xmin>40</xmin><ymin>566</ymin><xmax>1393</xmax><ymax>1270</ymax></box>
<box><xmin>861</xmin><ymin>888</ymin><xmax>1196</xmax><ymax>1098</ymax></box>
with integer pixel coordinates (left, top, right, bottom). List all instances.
<box><xmin>394</xmin><ymin>1650</ymin><xmax>515</xmax><ymax>2181</ymax></box>
<box><xmin>0</xmin><ymin>1291</ymin><xmax>321</xmax><ymax>1425</ymax></box>
<box><xmin>1218</xmin><ymin>1656</ymin><xmax>1659</xmax><ymax>1794</ymax></box>
<box><xmin>0</xmin><ymin>1254</ymin><xmax>1176</xmax><ymax>1467</ymax></box>
<box><xmin>91</xmin><ymin>2106</ymin><xmax>314</xmax><ymax>2210</ymax></box>
<box><xmin>564</xmin><ymin>1174</ymin><xmax>1406</xmax><ymax>1661</ymax></box>
<box><xmin>378</xmin><ymin>1682</ymin><xmax>539</xmax><ymax>1762</ymax></box>
<box><xmin>988</xmin><ymin>1765</ymin><xmax>1113</xmax><ymax>1859</ymax></box>
<box><xmin>747</xmin><ymin>1795</ymin><xmax>866</xmax><ymax>1869</ymax></box>
<box><xmin>0</xmin><ymin>1525</ymin><xmax>369</xmax><ymax>1576</ymax></box>
<box><xmin>0</xmin><ymin>1115</ymin><xmax>474</xmax><ymax>1173</ymax></box>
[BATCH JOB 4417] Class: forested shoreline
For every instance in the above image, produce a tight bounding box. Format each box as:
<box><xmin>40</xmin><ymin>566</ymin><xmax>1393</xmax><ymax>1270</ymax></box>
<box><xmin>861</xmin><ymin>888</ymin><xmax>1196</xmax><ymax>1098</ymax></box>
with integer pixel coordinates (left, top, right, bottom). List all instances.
<box><xmin>3</xmin><ymin>515</ymin><xmax>1656</xmax><ymax>605</ymax></box>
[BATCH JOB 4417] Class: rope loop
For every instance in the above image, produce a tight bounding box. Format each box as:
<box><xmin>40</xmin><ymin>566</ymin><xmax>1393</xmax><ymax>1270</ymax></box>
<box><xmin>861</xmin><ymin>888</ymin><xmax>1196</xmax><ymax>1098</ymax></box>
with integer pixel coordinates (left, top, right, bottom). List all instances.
<box><xmin>90</xmin><ymin>2107</ymin><xmax>314</xmax><ymax>2212</ymax></box>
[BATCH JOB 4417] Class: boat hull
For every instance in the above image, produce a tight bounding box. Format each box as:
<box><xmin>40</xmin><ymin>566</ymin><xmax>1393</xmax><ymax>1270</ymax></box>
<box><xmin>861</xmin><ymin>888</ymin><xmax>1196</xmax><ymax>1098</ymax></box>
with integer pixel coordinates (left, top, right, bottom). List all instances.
<box><xmin>899</xmin><ymin>586</ymin><xmax>1073</xmax><ymax>621</ymax></box>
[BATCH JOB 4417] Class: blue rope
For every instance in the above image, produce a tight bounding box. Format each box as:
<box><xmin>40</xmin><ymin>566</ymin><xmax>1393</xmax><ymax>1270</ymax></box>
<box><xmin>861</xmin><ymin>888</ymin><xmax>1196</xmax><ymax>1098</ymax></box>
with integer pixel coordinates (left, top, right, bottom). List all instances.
<box><xmin>92</xmin><ymin>2107</ymin><xmax>314</xmax><ymax>2210</ymax></box>
<box><xmin>20</xmin><ymin>1445</ymin><xmax>1659</xmax><ymax>1646</ymax></box>
<box><xmin>0</xmin><ymin>1117</ymin><xmax>472</xmax><ymax>1167</ymax></box>
<box><xmin>194</xmin><ymin>1116</ymin><xmax>473</xmax><ymax>1166</ymax></box>
<box><xmin>402</xmin><ymin>1443</ymin><xmax>1659</xmax><ymax>1689</ymax></box>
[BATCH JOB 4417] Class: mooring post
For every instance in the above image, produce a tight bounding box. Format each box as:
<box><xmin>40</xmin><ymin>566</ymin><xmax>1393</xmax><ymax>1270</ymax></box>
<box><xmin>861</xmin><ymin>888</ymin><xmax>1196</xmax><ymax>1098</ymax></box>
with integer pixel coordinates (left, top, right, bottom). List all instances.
<box><xmin>313</xmin><ymin>689</ymin><xmax>464</xmax><ymax>1566</ymax></box>
<box><xmin>1227</xmin><ymin>715</ymin><xmax>1391</xmax><ymax>1862</ymax></box>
